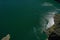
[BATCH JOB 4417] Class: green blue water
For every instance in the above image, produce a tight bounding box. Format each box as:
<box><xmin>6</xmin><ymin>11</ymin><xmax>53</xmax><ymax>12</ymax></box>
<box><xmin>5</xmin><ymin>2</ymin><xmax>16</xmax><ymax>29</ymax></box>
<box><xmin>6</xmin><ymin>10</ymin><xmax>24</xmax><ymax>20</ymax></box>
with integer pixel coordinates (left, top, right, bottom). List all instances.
<box><xmin>0</xmin><ymin>0</ymin><xmax>60</xmax><ymax>40</ymax></box>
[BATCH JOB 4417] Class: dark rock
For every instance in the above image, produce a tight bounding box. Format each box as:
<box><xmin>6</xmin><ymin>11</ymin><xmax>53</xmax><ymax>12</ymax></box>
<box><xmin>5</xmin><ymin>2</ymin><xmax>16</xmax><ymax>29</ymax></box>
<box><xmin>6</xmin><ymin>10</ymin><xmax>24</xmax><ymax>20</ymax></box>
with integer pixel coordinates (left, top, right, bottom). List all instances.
<box><xmin>48</xmin><ymin>32</ymin><xmax>60</xmax><ymax>40</ymax></box>
<box><xmin>55</xmin><ymin>0</ymin><xmax>60</xmax><ymax>3</ymax></box>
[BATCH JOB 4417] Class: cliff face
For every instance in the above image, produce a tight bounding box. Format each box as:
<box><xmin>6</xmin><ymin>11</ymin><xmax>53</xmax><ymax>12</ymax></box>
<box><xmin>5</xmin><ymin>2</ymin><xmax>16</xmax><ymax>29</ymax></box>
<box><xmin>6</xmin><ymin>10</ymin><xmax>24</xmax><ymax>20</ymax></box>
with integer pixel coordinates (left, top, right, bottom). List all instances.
<box><xmin>54</xmin><ymin>14</ymin><xmax>60</xmax><ymax>25</ymax></box>
<box><xmin>46</xmin><ymin>14</ymin><xmax>60</xmax><ymax>40</ymax></box>
<box><xmin>46</xmin><ymin>14</ymin><xmax>60</xmax><ymax>35</ymax></box>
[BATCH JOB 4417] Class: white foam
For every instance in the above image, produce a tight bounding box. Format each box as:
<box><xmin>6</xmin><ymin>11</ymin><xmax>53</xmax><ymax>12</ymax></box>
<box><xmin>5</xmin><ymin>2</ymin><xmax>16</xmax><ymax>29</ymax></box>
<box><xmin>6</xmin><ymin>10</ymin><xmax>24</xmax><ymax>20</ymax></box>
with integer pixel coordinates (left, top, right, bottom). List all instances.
<box><xmin>42</xmin><ymin>2</ymin><xmax>53</xmax><ymax>6</ymax></box>
<box><xmin>46</xmin><ymin>11</ymin><xmax>57</xmax><ymax>29</ymax></box>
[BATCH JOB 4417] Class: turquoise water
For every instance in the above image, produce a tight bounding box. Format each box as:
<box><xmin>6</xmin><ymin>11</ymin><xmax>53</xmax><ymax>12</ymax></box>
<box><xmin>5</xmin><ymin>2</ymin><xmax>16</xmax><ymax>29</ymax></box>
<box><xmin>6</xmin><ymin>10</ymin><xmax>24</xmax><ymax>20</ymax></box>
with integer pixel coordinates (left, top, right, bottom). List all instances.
<box><xmin>0</xmin><ymin>0</ymin><xmax>60</xmax><ymax>40</ymax></box>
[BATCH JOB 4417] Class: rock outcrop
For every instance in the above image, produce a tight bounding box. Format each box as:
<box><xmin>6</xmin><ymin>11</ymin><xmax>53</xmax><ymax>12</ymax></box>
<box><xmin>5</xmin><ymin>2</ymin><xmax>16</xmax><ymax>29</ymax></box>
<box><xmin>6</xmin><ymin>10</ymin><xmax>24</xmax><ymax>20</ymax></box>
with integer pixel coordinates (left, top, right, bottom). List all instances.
<box><xmin>1</xmin><ymin>34</ymin><xmax>10</xmax><ymax>40</ymax></box>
